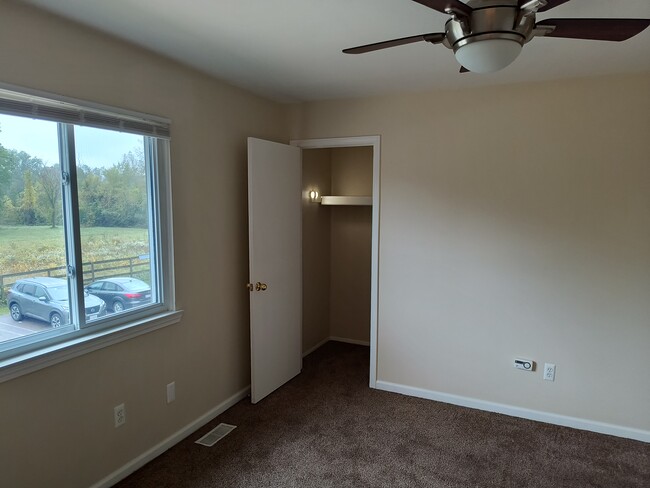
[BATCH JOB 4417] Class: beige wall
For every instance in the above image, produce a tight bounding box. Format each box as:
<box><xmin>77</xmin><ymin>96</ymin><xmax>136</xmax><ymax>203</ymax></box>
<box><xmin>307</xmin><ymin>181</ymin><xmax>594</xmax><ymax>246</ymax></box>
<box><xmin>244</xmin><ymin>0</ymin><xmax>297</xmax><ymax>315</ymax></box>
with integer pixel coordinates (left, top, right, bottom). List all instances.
<box><xmin>329</xmin><ymin>205</ymin><xmax>372</xmax><ymax>342</ymax></box>
<box><xmin>329</xmin><ymin>147</ymin><xmax>372</xmax><ymax>343</ymax></box>
<box><xmin>0</xmin><ymin>2</ymin><xmax>288</xmax><ymax>487</ymax></box>
<box><xmin>302</xmin><ymin>149</ymin><xmax>331</xmax><ymax>352</ymax></box>
<box><xmin>331</xmin><ymin>146</ymin><xmax>373</xmax><ymax>196</ymax></box>
<box><xmin>291</xmin><ymin>73</ymin><xmax>650</xmax><ymax>432</ymax></box>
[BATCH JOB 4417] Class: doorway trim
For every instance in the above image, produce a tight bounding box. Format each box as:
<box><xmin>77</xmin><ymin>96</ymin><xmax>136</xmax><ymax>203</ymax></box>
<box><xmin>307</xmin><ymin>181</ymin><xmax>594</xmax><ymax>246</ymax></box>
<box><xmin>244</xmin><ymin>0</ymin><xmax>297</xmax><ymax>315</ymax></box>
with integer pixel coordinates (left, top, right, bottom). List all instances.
<box><xmin>290</xmin><ymin>136</ymin><xmax>380</xmax><ymax>388</ymax></box>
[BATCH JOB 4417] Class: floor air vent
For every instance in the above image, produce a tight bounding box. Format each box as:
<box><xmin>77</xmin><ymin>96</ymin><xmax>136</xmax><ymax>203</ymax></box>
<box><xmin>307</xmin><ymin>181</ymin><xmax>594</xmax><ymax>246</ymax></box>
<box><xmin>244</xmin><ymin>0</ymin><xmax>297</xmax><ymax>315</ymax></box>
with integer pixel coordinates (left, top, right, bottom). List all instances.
<box><xmin>195</xmin><ymin>423</ymin><xmax>237</xmax><ymax>447</ymax></box>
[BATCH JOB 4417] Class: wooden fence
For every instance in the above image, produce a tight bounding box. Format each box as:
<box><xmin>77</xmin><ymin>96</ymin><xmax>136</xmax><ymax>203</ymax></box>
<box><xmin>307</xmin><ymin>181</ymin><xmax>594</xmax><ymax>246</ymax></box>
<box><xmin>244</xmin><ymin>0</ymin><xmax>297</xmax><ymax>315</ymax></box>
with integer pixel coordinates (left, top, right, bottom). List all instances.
<box><xmin>0</xmin><ymin>256</ymin><xmax>150</xmax><ymax>302</ymax></box>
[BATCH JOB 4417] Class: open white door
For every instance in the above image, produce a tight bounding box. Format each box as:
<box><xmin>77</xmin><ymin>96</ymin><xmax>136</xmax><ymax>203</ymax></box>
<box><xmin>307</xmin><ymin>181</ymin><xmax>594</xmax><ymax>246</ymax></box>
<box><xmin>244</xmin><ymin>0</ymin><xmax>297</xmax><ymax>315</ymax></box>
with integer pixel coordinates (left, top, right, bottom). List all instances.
<box><xmin>247</xmin><ymin>137</ymin><xmax>302</xmax><ymax>404</ymax></box>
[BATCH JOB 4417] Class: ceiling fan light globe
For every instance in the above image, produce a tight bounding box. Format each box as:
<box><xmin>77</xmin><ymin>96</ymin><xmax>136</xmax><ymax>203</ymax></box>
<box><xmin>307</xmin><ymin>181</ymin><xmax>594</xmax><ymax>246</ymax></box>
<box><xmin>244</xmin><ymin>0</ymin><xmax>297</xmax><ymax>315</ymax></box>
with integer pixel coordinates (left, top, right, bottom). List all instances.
<box><xmin>454</xmin><ymin>39</ymin><xmax>523</xmax><ymax>74</ymax></box>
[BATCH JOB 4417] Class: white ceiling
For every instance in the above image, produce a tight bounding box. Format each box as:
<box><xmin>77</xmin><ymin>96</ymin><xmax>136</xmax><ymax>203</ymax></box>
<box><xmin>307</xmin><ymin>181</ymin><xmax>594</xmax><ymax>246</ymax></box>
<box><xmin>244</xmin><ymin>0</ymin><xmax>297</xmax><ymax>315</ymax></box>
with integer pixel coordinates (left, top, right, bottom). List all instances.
<box><xmin>23</xmin><ymin>0</ymin><xmax>650</xmax><ymax>103</ymax></box>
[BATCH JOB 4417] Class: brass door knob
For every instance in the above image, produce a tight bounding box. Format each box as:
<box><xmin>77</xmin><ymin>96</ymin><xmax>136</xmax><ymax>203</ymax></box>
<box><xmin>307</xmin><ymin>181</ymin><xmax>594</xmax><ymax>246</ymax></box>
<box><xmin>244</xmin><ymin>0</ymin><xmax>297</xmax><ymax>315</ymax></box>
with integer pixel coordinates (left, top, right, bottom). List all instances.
<box><xmin>255</xmin><ymin>282</ymin><xmax>268</xmax><ymax>291</ymax></box>
<box><xmin>246</xmin><ymin>283</ymin><xmax>254</xmax><ymax>292</ymax></box>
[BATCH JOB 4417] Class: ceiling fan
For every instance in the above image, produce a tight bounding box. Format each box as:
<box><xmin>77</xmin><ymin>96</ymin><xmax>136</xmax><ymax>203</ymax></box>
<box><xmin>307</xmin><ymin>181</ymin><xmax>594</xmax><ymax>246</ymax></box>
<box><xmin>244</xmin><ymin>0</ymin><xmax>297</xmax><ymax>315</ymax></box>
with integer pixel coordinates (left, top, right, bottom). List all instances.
<box><xmin>343</xmin><ymin>0</ymin><xmax>650</xmax><ymax>73</ymax></box>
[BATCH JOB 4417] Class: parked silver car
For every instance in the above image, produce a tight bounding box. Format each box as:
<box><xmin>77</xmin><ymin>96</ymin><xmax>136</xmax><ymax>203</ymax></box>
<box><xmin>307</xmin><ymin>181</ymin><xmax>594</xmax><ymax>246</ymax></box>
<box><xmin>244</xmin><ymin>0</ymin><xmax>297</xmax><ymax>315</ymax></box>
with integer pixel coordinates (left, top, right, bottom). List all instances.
<box><xmin>8</xmin><ymin>277</ymin><xmax>107</xmax><ymax>327</ymax></box>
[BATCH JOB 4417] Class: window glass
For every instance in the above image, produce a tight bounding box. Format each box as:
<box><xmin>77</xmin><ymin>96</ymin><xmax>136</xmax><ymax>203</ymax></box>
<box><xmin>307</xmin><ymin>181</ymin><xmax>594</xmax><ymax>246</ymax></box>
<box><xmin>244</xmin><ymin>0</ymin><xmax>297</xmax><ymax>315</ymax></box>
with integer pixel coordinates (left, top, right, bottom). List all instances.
<box><xmin>48</xmin><ymin>285</ymin><xmax>68</xmax><ymax>301</ymax></box>
<box><xmin>75</xmin><ymin>126</ymin><xmax>154</xmax><ymax>319</ymax></box>
<box><xmin>0</xmin><ymin>114</ymin><xmax>70</xmax><ymax>343</ymax></box>
<box><xmin>103</xmin><ymin>282</ymin><xmax>118</xmax><ymax>292</ymax></box>
<box><xmin>122</xmin><ymin>281</ymin><xmax>147</xmax><ymax>292</ymax></box>
<box><xmin>34</xmin><ymin>286</ymin><xmax>47</xmax><ymax>299</ymax></box>
<box><xmin>88</xmin><ymin>282</ymin><xmax>103</xmax><ymax>291</ymax></box>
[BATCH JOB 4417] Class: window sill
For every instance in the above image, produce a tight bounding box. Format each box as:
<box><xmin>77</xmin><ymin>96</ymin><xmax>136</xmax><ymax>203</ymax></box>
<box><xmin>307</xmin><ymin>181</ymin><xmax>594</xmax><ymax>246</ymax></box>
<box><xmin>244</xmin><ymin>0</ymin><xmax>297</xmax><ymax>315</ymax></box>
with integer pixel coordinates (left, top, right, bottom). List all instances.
<box><xmin>0</xmin><ymin>310</ymin><xmax>183</xmax><ymax>384</ymax></box>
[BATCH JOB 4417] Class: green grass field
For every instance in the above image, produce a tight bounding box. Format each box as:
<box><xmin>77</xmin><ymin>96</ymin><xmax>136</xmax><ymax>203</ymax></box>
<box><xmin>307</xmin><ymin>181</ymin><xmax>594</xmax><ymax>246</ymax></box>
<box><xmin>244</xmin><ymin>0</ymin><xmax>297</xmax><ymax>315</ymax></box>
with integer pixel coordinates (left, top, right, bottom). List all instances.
<box><xmin>0</xmin><ymin>225</ymin><xmax>148</xmax><ymax>251</ymax></box>
<box><xmin>0</xmin><ymin>225</ymin><xmax>150</xmax><ymax>309</ymax></box>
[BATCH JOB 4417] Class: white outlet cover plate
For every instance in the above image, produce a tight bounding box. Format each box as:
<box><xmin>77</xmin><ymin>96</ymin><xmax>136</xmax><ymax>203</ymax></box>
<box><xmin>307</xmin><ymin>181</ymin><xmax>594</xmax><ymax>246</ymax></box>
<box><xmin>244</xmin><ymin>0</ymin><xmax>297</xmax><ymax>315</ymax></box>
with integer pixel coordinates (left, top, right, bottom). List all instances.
<box><xmin>544</xmin><ymin>363</ymin><xmax>556</xmax><ymax>381</ymax></box>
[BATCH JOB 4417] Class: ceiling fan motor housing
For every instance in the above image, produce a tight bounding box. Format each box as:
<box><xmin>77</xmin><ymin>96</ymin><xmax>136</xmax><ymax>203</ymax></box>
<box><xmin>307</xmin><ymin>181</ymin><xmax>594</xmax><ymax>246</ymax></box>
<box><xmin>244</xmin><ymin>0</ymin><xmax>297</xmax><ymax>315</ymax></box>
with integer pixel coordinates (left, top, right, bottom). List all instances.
<box><xmin>444</xmin><ymin>0</ymin><xmax>536</xmax><ymax>50</ymax></box>
<box><xmin>444</xmin><ymin>0</ymin><xmax>537</xmax><ymax>73</ymax></box>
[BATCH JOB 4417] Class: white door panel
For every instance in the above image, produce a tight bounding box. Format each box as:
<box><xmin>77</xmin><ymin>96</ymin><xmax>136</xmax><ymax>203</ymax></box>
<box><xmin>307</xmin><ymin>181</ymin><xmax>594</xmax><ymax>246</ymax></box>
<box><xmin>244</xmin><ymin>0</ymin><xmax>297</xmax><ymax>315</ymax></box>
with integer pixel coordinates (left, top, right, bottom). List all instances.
<box><xmin>248</xmin><ymin>137</ymin><xmax>302</xmax><ymax>404</ymax></box>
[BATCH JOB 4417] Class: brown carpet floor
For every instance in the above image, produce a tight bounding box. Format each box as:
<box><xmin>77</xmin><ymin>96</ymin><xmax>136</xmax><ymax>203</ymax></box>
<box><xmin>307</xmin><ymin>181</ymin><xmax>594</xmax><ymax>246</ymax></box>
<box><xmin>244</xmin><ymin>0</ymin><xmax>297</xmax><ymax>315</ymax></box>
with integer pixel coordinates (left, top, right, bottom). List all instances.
<box><xmin>116</xmin><ymin>342</ymin><xmax>649</xmax><ymax>488</ymax></box>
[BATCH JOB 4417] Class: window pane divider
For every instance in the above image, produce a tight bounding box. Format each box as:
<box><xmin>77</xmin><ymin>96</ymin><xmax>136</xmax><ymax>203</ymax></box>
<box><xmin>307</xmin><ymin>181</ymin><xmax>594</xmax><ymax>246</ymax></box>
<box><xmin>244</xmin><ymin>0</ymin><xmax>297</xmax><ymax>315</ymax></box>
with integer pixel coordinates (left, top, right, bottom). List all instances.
<box><xmin>58</xmin><ymin>123</ymin><xmax>86</xmax><ymax>329</ymax></box>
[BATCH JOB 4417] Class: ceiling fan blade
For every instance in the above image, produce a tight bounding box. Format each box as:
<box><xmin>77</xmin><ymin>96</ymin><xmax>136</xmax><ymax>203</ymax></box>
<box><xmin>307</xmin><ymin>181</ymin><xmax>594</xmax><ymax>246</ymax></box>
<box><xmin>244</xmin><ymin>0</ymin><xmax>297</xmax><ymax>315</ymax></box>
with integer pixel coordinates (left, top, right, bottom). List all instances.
<box><xmin>460</xmin><ymin>66</ymin><xmax>470</xmax><ymax>73</ymax></box>
<box><xmin>411</xmin><ymin>0</ymin><xmax>473</xmax><ymax>17</ymax></box>
<box><xmin>537</xmin><ymin>18</ymin><xmax>650</xmax><ymax>42</ymax></box>
<box><xmin>537</xmin><ymin>0</ymin><xmax>572</xmax><ymax>12</ymax></box>
<box><xmin>343</xmin><ymin>33</ymin><xmax>445</xmax><ymax>54</ymax></box>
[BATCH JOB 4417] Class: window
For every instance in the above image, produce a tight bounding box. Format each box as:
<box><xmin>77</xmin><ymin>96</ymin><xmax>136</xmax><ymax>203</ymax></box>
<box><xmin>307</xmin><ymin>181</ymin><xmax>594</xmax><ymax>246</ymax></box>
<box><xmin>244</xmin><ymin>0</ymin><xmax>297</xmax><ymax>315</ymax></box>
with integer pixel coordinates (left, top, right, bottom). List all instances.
<box><xmin>88</xmin><ymin>282</ymin><xmax>103</xmax><ymax>292</ymax></box>
<box><xmin>0</xmin><ymin>84</ymin><xmax>178</xmax><ymax>378</ymax></box>
<box><xmin>104</xmin><ymin>282</ymin><xmax>119</xmax><ymax>292</ymax></box>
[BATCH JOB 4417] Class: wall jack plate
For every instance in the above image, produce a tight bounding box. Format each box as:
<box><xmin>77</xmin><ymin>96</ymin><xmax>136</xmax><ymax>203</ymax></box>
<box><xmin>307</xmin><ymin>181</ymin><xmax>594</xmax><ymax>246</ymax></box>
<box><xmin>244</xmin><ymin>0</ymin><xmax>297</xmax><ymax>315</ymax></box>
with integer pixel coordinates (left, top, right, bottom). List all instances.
<box><xmin>167</xmin><ymin>382</ymin><xmax>176</xmax><ymax>404</ymax></box>
<box><xmin>514</xmin><ymin>358</ymin><xmax>535</xmax><ymax>371</ymax></box>
<box><xmin>114</xmin><ymin>403</ymin><xmax>126</xmax><ymax>428</ymax></box>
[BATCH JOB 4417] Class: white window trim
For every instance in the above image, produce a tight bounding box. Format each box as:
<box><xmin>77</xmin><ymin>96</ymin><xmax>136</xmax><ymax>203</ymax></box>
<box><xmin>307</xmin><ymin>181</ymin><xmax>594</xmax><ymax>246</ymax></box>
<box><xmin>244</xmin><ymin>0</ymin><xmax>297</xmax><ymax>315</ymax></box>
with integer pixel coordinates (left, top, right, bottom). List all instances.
<box><xmin>0</xmin><ymin>84</ymin><xmax>182</xmax><ymax>383</ymax></box>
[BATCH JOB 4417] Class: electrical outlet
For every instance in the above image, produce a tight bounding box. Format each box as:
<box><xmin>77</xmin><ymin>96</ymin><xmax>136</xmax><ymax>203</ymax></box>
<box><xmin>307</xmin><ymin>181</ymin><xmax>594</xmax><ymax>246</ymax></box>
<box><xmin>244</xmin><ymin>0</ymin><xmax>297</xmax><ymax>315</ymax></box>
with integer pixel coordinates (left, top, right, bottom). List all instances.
<box><xmin>543</xmin><ymin>363</ymin><xmax>556</xmax><ymax>382</ymax></box>
<box><xmin>167</xmin><ymin>382</ymin><xmax>176</xmax><ymax>404</ymax></box>
<box><xmin>114</xmin><ymin>403</ymin><xmax>126</xmax><ymax>427</ymax></box>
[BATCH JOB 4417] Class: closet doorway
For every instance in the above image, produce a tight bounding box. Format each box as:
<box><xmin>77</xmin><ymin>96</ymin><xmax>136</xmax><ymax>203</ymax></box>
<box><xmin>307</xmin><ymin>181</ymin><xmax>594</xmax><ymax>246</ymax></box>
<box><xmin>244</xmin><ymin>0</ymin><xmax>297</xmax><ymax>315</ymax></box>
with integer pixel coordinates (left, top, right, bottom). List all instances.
<box><xmin>292</xmin><ymin>137</ymin><xmax>380</xmax><ymax>387</ymax></box>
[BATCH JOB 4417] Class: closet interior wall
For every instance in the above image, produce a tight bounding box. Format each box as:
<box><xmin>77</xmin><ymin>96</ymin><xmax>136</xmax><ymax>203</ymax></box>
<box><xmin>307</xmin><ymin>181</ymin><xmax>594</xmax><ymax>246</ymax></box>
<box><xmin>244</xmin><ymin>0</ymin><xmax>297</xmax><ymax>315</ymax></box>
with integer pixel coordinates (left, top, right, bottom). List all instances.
<box><xmin>302</xmin><ymin>147</ymin><xmax>373</xmax><ymax>354</ymax></box>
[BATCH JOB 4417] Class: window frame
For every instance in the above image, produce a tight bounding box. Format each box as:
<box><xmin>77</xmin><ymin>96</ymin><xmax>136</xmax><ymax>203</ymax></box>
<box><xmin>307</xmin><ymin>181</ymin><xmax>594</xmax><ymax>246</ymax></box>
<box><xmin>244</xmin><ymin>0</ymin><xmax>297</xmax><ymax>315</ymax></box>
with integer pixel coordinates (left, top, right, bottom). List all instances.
<box><xmin>0</xmin><ymin>83</ymin><xmax>181</xmax><ymax>383</ymax></box>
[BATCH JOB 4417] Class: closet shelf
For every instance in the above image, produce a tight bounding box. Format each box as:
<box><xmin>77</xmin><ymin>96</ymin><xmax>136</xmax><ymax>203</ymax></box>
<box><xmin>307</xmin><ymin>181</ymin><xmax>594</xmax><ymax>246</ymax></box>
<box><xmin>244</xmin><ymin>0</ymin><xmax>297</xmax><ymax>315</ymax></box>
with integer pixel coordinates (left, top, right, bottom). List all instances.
<box><xmin>320</xmin><ymin>196</ymin><xmax>372</xmax><ymax>206</ymax></box>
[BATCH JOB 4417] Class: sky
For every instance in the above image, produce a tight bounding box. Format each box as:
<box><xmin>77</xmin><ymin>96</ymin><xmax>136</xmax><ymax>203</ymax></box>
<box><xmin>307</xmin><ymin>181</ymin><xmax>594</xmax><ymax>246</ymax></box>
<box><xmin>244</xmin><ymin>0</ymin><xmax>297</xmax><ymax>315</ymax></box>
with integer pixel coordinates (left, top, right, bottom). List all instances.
<box><xmin>0</xmin><ymin>113</ymin><xmax>143</xmax><ymax>169</ymax></box>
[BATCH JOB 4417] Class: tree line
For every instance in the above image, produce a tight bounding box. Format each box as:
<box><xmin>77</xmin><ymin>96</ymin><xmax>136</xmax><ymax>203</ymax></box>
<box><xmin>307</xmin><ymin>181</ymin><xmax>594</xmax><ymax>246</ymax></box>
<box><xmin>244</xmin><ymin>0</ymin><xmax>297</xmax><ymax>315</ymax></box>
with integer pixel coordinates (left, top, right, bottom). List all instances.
<box><xmin>0</xmin><ymin>143</ymin><xmax>148</xmax><ymax>228</ymax></box>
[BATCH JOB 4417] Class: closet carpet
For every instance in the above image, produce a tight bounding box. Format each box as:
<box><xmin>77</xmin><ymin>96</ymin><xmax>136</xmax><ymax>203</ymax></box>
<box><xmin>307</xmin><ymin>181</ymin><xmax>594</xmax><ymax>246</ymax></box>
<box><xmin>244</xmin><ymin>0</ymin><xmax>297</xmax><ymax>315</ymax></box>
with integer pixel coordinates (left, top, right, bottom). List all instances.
<box><xmin>116</xmin><ymin>342</ymin><xmax>649</xmax><ymax>488</ymax></box>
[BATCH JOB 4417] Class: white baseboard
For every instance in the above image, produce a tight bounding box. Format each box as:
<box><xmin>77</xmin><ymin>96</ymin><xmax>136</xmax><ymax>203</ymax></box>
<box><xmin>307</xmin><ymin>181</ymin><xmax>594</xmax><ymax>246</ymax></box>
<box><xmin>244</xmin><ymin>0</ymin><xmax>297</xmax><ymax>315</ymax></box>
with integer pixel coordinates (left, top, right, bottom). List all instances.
<box><xmin>303</xmin><ymin>336</ymin><xmax>370</xmax><ymax>357</ymax></box>
<box><xmin>302</xmin><ymin>337</ymin><xmax>330</xmax><ymax>357</ymax></box>
<box><xmin>375</xmin><ymin>381</ymin><xmax>649</xmax><ymax>443</ymax></box>
<box><xmin>329</xmin><ymin>336</ymin><xmax>370</xmax><ymax>347</ymax></box>
<box><xmin>90</xmin><ymin>386</ymin><xmax>250</xmax><ymax>488</ymax></box>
